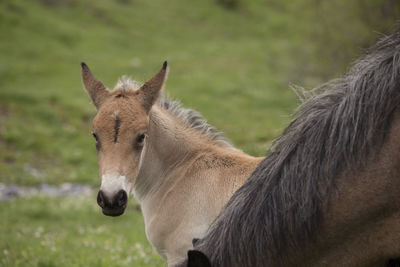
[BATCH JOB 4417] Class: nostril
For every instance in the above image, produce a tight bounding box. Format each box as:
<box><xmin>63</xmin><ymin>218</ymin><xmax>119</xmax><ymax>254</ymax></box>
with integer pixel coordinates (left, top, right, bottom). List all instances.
<box><xmin>97</xmin><ymin>191</ymin><xmax>105</xmax><ymax>208</ymax></box>
<box><xmin>116</xmin><ymin>190</ymin><xmax>127</xmax><ymax>207</ymax></box>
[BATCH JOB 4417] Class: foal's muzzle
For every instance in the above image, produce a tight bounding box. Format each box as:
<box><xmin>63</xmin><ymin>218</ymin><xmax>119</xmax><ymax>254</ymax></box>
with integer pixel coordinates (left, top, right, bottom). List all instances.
<box><xmin>97</xmin><ymin>189</ymin><xmax>128</xmax><ymax>217</ymax></box>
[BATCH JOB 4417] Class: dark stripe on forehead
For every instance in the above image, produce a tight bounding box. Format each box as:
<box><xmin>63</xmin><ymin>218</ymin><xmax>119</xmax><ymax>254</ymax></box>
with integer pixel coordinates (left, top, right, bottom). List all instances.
<box><xmin>114</xmin><ymin>117</ymin><xmax>121</xmax><ymax>143</ymax></box>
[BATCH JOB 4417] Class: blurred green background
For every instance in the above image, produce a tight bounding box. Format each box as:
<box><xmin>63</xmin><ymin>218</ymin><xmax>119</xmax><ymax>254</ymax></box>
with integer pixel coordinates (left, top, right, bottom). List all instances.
<box><xmin>0</xmin><ymin>0</ymin><xmax>399</xmax><ymax>266</ymax></box>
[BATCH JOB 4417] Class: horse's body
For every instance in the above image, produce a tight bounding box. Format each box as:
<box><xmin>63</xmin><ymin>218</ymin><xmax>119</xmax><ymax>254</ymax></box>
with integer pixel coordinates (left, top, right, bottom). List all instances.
<box><xmin>184</xmin><ymin>29</ymin><xmax>400</xmax><ymax>266</ymax></box>
<box><xmin>81</xmin><ymin>63</ymin><xmax>262</xmax><ymax>265</ymax></box>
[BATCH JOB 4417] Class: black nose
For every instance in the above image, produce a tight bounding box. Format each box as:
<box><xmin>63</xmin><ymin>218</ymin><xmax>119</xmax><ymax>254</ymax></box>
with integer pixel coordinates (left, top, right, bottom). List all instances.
<box><xmin>115</xmin><ymin>190</ymin><xmax>127</xmax><ymax>208</ymax></box>
<box><xmin>97</xmin><ymin>190</ymin><xmax>128</xmax><ymax>209</ymax></box>
<box><xmin>97</xmin><ymin>190</ymin><xmax>106</xmax><ymax>208</ymax></box>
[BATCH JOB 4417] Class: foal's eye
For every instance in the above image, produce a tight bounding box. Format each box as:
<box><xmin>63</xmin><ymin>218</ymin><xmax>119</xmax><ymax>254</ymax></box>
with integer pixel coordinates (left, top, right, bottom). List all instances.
<box><xmin>136</xmin><ymin>133</ymin><xmax>146</xmax><ymax>145</ymax></box>
<box><xmin>92</xmin><ymin>132</ymin><xmax>98</xmax><ymax>142</ymax></box>
<box><xmin>92</xmin><ymin>132</ymin><xmax>100</xmax><ymax>149</ymax></box>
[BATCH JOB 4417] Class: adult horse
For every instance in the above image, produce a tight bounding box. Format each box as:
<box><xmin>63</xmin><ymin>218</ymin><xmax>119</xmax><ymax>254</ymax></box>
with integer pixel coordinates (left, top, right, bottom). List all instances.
<box><xmin>184</xmin><ymin>29</ymin><xmax>400</xmax><ymax>267</ymax></box>
<box><xmin>80</xmin><ymin>62</ymin><xmax>263</xmax><ymax>265</ymax></box>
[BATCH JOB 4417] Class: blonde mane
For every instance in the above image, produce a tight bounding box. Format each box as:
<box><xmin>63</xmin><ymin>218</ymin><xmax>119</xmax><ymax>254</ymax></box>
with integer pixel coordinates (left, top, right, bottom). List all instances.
<box><xmin>114</xmin><ymin>77</ymin><xmax>233</xmax><ymax>148</ymax></box>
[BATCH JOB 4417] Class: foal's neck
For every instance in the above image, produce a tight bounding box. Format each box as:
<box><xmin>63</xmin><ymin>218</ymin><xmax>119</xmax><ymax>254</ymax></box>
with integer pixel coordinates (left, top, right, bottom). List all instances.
<box><xmin>133</xmin><ymin>105</ymin><xmax>225</xmax><ymax>200</ymax></box>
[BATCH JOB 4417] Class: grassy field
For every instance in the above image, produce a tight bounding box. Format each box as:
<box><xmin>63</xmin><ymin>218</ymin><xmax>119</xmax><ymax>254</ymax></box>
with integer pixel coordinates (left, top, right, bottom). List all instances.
<box><xmin>0</xmin><ymin>0</ymin><xmax>398</xmax><ymax>266</ymax></box>
<box><xmin>0</xmin><ymin>196</ymin><xmax>164</xmax><ymax>266</ymax></box>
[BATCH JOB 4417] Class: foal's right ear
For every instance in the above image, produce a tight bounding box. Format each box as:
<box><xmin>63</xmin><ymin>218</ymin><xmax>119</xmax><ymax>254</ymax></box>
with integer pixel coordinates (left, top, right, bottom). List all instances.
<box><xmin>187</xmin><ymin>250</ymin><xmax>212</xmax><ymax>267</ymax></box>
<box><xmin>81</xmin><ymin>62</ymin><xmax>110</xmax><ymax>109</ymax></box>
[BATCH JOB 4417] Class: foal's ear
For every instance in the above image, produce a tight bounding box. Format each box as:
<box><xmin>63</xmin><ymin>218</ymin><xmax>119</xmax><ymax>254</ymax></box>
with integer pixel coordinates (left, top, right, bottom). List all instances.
<box><xmin>137</xmin><ymin>61</ymin><xmax>168</xmax><ymax>113</ymax></box>
<box><xmin>81</xmin><ymin>62</ymin><xmax>110</xmax><ymax>109</ymax></box>
<box><xmin>187</xmin><ymin>250</ymin><xmax>212</xmax><ymax>267</ymax></box>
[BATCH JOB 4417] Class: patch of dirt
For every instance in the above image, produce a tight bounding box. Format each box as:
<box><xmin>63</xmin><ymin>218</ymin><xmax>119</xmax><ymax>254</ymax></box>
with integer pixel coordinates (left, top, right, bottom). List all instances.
<box><xmin>0</xmin><ymin>183</ymin><xmax>93</xmax><ymax>201</ymax></box>
<box><xmin>0</xmin><ymin>104</ymin><xmax>9</xmax><ymax>118</ymax></box>
<box><xmin>39</xmin><ymin>0</ymin><xmax>78</xmax><ymax>8</ymax></box>
<box><xmin>6</xmin><ymin>2</ymin><xmax>25</xmax><ymax>14</ymax></box>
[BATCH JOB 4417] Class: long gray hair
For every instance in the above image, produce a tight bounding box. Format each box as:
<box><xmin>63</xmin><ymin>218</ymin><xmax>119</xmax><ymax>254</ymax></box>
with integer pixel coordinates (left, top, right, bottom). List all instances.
<box><xmin>187</xmin><ymin>28</ymin><xmax>400</xmax><ymax>266</ymax></box>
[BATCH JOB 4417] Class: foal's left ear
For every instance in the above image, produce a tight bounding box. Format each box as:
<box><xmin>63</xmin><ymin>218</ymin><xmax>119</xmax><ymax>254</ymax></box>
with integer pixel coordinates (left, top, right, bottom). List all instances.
<box><xmin>137</xmin><ymin>61</ymin><xmax>168</xmax><ymax>113</ymax></box>
<box><xmin>187</xmin><ymin>250</ymin><xmax>212</xmax><ymax>267</ymax></box>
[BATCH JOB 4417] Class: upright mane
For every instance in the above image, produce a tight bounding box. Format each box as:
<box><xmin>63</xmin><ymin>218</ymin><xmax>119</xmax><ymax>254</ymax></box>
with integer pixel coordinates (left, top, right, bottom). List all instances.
<box><xmin>114</xmin><ymin>76</ymin><xmax>233</xmax><ymax>148</ymax></box>
<box><xmin>194</xmin><ymin>29</ymin><xmax>400</xmax><ymax>266</ymax></box>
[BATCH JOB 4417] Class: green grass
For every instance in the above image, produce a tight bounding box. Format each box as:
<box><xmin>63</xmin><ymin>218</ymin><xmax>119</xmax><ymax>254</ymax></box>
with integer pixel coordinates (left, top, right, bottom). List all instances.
<box><xmin>0</xmin><ymin>195</ymin><xmax>164</xmax><ymax>266</ymax></box>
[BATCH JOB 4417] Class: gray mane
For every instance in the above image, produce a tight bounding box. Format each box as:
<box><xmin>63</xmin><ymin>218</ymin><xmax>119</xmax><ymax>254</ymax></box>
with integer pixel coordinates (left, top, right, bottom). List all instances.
<box><xmin>114</xmin><ymin>76</ymin><xmax>233</xmax><ymax>148</ymax></box>
<box><xmin>192</xmin><ymin>29</ymin><xmax>400</xmax><ymax>267</ymax></box>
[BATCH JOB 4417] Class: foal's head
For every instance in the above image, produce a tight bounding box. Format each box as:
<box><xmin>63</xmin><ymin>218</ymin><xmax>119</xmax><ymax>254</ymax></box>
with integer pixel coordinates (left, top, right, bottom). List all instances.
<box><xmin>81</xmin><ymin>61</ymin><xmax>167</xmax><ymax>216</ymax></box>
